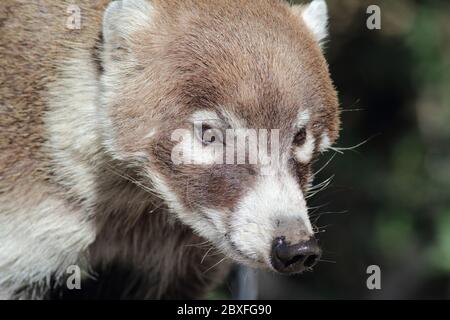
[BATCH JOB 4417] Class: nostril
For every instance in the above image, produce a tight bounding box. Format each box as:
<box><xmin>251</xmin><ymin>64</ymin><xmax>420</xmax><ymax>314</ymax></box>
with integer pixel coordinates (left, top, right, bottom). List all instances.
<box><xmin>304</xmin><ymin>254</ymin><xmax>319</xmax><ymax>268</ymax></box>
<box><xmin>284</xmin><ymin>254</ymin><xmax>305</xmax><ymax>268</ymax></box>
<box><xmin>271</xmin><ymin>237</ymin><xmax>321</xmax><ymax>274</ymax></box>
<box><xmin>283</xmin><ymin>253</ymin><xmax>318</xmax><ymax>269</ymax></box>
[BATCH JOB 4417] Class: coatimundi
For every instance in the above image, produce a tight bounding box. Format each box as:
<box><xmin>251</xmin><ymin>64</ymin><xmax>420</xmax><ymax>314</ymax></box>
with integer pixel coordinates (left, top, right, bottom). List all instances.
<box><xmin>0</xmin><ymin>0</ymin><xmax>340</xmax><ymax>299</ymax></box>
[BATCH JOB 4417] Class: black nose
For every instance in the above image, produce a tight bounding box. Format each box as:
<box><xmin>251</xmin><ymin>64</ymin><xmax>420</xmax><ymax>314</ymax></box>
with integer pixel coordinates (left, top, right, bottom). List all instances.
<box><xmin>271</xmin><ymin>237</ymin><xmax>321</xmax><ymax>274</ymax></box>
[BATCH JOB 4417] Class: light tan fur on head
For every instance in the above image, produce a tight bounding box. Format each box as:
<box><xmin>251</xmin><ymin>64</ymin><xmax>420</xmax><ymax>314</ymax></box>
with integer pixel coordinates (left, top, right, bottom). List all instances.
<box><xmin>98</xmin><ymin>0</ymin><xmax>339</xmax><ymax>268</ymax></box>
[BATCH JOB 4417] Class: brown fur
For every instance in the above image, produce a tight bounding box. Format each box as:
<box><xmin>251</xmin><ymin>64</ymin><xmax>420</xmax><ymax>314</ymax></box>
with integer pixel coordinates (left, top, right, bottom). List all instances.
<box><xmin>0</xmin><ymin>0</ymin><xmax>339</xmax><ymax>299</ymax></box>
<box><xmin>106</xmin><ymin>0</ymin><xmax>339</xmax><ymax>214</ymax></box>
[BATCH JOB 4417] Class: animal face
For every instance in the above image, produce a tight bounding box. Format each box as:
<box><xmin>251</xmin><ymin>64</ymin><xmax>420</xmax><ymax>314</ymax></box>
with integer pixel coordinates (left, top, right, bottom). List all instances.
<box><xmin>100</xmin><ymin>0</ymin><xmax>340</xmax><ymax>274</ymax></box>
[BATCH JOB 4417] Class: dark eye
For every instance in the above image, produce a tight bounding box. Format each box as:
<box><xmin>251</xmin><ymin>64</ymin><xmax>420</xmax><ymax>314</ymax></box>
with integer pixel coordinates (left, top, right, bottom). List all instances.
<box><xmin>202</xmin><ymin>125</ymin><xmax>215</xmax><ymax>144</ymax></box>
<box><xmin>201</xmin><ymin>124</ymin><xmax>225</xmax><ymax>145</ymax></box>
<box><xmin>293</xmin><ymin>128</ymin><xmax>307</xmax><ymax>146</ymax></box>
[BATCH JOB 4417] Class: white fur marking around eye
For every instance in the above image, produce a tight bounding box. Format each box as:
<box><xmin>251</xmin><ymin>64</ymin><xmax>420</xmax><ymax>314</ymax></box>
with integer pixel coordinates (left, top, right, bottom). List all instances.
<box><xmin>182</xmin><ymin>110</ymin><xmax>224</xmax><ymax>165</ymax></box>
<box><xmin>173</xmin><ymin>130</ymin><xmax>222</xmax><ymax>165</ymax></box>
<box><xmin>294</xmin><ymin>131</ymin><xmax>315</xmax><ymax>163</ymax></box>
<box><xmin>190</xmin><ymin>110</ymin><xmax>221</xmax><ymax>124</ymax></box>
<box><xmin>296</xmin><ymin>110</ymin><xmax>311</xmax><ymax>129</ymax></box>
<box><xmin>221</xmin><ymin>109</ymin><xmax>246</xmax><ymax>129</ymax></box>
<box><xmin>319</xmin><ymin>131</ymin><xmax>331</xmax><ymax>152</ymax></box>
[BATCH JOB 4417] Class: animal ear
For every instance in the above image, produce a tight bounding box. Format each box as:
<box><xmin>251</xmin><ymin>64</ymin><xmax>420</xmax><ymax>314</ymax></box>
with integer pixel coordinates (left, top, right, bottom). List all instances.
<box><xmin>103</xmin><ymin>0</ymin><xmax>154</xmax><ymax>49</ymax></box>
<box><xmin>292</xmin><ymin>0</ymin><xmax>329</xmax><ymax>46</ymax></box>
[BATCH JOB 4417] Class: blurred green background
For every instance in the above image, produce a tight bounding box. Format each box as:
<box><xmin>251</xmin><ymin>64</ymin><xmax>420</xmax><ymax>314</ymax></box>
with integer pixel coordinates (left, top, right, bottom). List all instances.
<box><xmin>248</xmin><ymin>0</ymin><xmax>450</xmax><ymax>299</ymax></box>
<box><xmin>210</xmin><ymin>0</ymin><xmax>450</xmax><ymax>300</ymax></box>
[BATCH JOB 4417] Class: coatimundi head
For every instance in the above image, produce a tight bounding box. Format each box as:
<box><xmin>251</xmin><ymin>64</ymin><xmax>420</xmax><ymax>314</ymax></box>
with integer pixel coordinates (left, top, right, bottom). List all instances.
<box><xmin>99</xmin><ymin>0</ymin><xmax>340</xmax><ymax>274</ymax></box>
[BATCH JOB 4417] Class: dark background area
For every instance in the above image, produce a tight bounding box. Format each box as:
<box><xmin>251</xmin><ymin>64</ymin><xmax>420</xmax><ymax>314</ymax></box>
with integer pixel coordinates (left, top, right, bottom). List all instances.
<box><xmin>249</xmin><ymin>0</ymin><xmax>450</xmax><ymax>299</ymax></box>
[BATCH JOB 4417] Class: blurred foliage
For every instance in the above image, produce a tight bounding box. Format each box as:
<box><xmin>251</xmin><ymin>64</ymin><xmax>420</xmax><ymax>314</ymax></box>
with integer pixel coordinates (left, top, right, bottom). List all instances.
<box><xmin>253</xmin><ymin>0</ymin><xmax>450</xmax><ymax>299</ymax></box>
